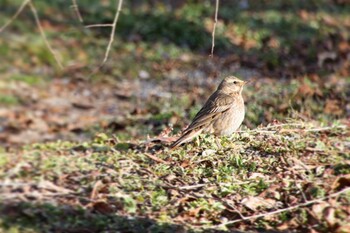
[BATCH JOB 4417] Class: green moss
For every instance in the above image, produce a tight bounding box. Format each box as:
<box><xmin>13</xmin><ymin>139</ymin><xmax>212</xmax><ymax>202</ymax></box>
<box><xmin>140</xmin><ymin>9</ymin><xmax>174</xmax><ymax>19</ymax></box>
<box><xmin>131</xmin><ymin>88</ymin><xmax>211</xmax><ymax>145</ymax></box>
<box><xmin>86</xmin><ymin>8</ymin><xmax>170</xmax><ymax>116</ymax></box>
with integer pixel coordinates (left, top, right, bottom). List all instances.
<box><xmin>0</xmin><ymin>94</ymin><xmax>19</xmax><ymax>106</ymax></box>
<box><xmin>10</xmin><ymin>74</ymin><xmax>44</xmax><ymax>85</ymax></box>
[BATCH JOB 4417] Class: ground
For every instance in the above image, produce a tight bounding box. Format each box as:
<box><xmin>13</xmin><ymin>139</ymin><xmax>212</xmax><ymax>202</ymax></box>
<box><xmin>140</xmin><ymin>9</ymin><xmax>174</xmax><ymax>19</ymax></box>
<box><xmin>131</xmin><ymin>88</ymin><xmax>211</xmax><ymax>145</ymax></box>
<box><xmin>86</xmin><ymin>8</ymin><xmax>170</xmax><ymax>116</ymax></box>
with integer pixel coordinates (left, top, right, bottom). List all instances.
<box><xmin>0</xmin><ymin>0</ymin><xmax>349</xmax><ymax>232</ymax></box>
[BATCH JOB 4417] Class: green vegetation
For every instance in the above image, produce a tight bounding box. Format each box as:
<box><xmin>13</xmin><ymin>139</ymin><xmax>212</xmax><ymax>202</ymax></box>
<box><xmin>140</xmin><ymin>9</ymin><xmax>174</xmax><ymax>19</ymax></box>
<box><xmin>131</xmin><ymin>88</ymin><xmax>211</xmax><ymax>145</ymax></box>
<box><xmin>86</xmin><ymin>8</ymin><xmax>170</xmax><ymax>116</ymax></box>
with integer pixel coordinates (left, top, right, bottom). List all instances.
<box><xmin>1</xmin><ymin>122</ymin><xmax>349</xmax><ymax>232</ymax></box>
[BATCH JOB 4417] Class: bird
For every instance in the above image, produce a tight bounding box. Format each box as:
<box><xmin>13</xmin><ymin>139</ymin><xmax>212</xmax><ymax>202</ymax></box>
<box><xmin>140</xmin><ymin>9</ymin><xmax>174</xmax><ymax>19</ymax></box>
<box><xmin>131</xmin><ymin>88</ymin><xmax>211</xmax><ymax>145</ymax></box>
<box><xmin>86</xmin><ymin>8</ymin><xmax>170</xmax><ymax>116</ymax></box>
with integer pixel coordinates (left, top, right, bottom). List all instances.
<box><xmin>170</xmin><ymin>76</ymin><xmax>247</xmax><ymax>149</ymax></box>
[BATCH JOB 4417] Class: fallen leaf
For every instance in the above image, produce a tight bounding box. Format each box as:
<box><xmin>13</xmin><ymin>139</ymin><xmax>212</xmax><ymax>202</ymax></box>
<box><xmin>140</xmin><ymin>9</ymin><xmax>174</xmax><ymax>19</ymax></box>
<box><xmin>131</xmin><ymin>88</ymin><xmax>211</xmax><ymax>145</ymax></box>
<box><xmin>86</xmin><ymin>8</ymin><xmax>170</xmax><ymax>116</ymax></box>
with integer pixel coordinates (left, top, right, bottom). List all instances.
<box><xmin>91</xmin><ymin>201</ymin><xmax>114</xmax><ymax>214</ymax></box>
<box><xmin>324</xmin><ymin>206</ymin><xmax>337</xmax><ymax>227</ymax></box>
<box><xmin>90</xmin><ymin>180</ymin><xmax>104</xmax><ymax>200</ymax></box>
<box><xmin>332</xmin><ymin>174</ymin><xmax>350</xmax><ymax>191</ymax></box>
<box><xmin>335</xmin><ymin>223</ymin><xmax>350</xmax><ymax>233</ymax></box>
<box><xmin>312</xmin><ymin>201</ymin><xmax>330</xmax><ymax>220</ymax></box>
<box><xmin>241</xmin><ymin>196</ymin><xmax>276</xmax><ymax>211</ymax></box>
<box><xmin>324</xmin><ymin>99</ymin><xmax>344</xmax><ymax>116</ymax></box>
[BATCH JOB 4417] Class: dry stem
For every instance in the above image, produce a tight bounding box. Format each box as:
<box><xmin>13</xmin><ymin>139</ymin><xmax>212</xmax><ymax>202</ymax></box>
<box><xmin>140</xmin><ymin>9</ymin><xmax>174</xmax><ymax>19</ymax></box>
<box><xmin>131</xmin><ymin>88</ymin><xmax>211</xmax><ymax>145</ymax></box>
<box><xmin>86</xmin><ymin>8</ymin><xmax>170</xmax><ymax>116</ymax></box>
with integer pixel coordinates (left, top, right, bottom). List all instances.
<box><xmin>0</xmin><ymin>0</ymin><xmax>30</xmax><ymax>33</ymax></box>
<box><xmin>28</xmin><ymin>1</ymin><xmax>64</xmax><ymax>69</ymax></box>
<box><xmin>214</xmin><ymin>187</ymin><xmax>350</xmax><ymax>228</ymax></box>
<box><xmin>210</xmin><ymin>0</ymin><xmax>219</xmax><ymax>57</ymax></box>
<box><xmin>71</xmin><ymin>0</ymin><xmax>84</xmax><ymax>22</ymax></box>
<box><xmin>85</xmin><ymin>24</ymin><xmax>113</xmax><ymax>28</ymax></box>
<box><xmin>101</xmin><ymin>0</ymin><xmax>123</xmax><ymax>66</ymax></box>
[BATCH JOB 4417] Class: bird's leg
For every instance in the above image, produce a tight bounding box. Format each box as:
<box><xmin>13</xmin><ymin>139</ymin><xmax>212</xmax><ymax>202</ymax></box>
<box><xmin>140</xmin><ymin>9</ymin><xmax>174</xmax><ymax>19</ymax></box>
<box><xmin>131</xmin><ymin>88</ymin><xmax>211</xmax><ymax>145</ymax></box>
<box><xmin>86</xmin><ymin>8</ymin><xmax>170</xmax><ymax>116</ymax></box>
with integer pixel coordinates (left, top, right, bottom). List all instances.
<box><xmin>215</xmin><ymin>137</ymin><xmax>223</xmax><ymax>150</ymax></box>
<box><xmin>195</xmin><ymin>135</ymin><xmax>201</xmax><ymax>147</ymax></box>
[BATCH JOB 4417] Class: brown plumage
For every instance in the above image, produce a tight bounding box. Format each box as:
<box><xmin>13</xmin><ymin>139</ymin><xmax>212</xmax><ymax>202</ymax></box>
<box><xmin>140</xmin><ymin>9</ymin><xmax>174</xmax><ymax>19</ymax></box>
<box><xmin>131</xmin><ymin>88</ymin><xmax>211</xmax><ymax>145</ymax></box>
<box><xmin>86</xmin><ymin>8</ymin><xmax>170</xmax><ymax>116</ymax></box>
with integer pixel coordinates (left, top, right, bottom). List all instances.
<box><xmin>171</xmin><ymin>76</ymin><xmax>247</xmax><ymax>149</ymax></box>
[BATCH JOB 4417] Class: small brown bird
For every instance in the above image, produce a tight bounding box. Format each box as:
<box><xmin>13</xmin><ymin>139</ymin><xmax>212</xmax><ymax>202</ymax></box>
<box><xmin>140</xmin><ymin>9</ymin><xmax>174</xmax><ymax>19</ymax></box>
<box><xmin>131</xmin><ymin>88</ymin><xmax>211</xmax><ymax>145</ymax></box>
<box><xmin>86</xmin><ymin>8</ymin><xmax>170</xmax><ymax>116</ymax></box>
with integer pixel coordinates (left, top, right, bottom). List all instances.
<box><xmin>171</xmin><ymin>76</ymin><xmax>247</xmax><ymax>149</ymax></box>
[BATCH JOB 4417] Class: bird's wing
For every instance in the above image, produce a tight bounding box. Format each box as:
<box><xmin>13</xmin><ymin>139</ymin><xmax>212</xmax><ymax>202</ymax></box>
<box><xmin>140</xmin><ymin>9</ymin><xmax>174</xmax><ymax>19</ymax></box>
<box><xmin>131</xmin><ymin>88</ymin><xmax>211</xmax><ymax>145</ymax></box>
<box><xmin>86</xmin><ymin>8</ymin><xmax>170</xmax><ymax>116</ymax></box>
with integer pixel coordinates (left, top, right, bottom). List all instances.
<box><xmin>170</xmin><ymin>127</ymin><xmax>203</xmax><ymax>149</ymax></box>
<box><xmin>182</xmin><ymin>92</ymin><xmax>234</xmax><ymax>134</ymax></box>
<box><xmin>170</xmin><ymin>92</ymin><xmax>234</xmax><ymax>149</ymax></box>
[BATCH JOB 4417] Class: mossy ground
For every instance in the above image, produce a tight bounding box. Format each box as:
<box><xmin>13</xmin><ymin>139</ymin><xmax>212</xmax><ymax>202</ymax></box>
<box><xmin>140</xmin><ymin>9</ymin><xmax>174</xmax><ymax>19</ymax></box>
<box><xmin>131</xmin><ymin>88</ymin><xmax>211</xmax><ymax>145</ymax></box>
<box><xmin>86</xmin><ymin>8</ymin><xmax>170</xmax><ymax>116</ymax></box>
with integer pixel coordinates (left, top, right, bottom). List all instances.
<box><xmin>1</xmin><ymin>121</ymin><xmax>349</xmax><ymax>232</ymax></box>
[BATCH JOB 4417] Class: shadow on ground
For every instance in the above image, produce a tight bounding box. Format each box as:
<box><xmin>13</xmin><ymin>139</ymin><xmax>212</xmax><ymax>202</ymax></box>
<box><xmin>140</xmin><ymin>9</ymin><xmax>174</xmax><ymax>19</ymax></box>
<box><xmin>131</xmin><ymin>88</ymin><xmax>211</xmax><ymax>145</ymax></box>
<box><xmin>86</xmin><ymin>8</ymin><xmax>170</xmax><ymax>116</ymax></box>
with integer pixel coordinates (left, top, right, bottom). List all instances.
<box><xmin>0</xmin><ymin>201</ymin><xmax>187</xmax><ymax>233</ymax></box>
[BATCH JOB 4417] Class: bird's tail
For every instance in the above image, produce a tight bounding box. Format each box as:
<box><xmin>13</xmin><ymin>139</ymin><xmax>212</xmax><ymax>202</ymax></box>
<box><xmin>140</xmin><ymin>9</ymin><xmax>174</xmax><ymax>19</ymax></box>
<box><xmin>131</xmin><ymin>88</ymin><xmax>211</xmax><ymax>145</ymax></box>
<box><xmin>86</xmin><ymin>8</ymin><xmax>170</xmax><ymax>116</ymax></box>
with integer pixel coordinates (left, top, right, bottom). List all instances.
<box><xmin>170</xmin><ymin>129</ymin><xmax>202</xmax><ymax>149</ymax></box>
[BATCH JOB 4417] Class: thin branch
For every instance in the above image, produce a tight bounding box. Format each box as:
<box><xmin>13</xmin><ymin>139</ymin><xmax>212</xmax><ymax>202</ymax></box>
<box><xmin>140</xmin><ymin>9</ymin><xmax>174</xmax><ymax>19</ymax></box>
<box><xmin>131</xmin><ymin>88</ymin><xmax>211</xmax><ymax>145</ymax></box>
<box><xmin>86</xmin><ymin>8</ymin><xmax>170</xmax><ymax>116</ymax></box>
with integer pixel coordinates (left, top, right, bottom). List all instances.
<box><xmin>144</xmin><ymin>153</ymin><xmax>170</xmax><ymax>164</ymax></box>
<box><xmin>214</xmin><ymin>187</ymin><xmax>350</xmax><ymax>228</ymax></box>
<box><xmin>235</xmin><ymin>124</ymin><xmax>346</xmax><ymax>134</ymax></box>
<box><xmin>71</xmin><ymin>0</ymin><xmax>84</xmax><ymax>23</ymax></box>
<box><xmin>88</xmin><ymin>0</ymin><xmax>123</xmax><ymax>76</ymax></box>
<box><xmin>0</xmin><ymin>0</ymin><xmax>30</xmax><ymax>33</ymax></box>
<box><xmin>178</xmin><ymin>183</ymin><xmax>206</xmax><ymax>190</ymax></box>
<box><xmin>102</xmin><ymin>0</ymin><xmax>123</xmax><ymax>66</ymax></box>
<box><xmin>210</xmin><ymin>0</ymin><xmax>219</xmax><ymax>57</ymax></box>
<box><xmin>299</xmin><ymin>125</ymin><xmax>347</xmax><ymax>132</ymax></box>
<box><xmin>260</xmin><ymin>123</ymin><xmax>305</xmax><ymax>129</ymax></box>
<box><xmin>85</xmin><ymin>24</ymin><xmax>113</xmax><ymax>28</ymax></box>
<box><xmin>28</xmin><ymin>1</ymin><xmax>64</xmax><ymax>69</ymax></box>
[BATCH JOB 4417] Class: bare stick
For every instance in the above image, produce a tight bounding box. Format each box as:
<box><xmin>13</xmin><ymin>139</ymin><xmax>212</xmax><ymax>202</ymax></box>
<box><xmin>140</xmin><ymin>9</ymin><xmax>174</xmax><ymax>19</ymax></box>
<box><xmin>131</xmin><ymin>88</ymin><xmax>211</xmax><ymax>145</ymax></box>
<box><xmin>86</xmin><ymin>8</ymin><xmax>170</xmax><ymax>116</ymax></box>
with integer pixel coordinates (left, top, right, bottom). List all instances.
<box><xmin>144</xmin><ymin>153</ymin><xmax>170</xmax><ymax>164</ymax></box>
<box><xmin>260</xmin><ymin>123</ymin><xmax>305</xmax><ymax>129</ymax></box>
<box><xmin>85</xmin><ymin>24</ymin><xmax>113</xmax><ymax>28</ymax></box>
<box><xmin>88</xmin><ymin>0</ymin><xmax>123</xmax><ymax>76</ymax></box>
<box><xmin>178</xmin><ymin>183</ymin><xmax>206</xmax><ymax>190</ymax></box>
<box><xmin>300</xmin><ymin>125</ymin><xmax>347</xmax><ymax>132</ymax></box>
<box><xmin>28</xmin><ymin>1</ymin><xmax>64</xmax><ymax>69</ymax></box>
<box><xmin>0</xmin><ymin>0</ymin><xmax>30</xmax><ymax>33</ymax></box>
<box><xmin>101</xmin><ymin>0</ymin><xmax>123</xmax><ymax>66</ymax></box>
<box><xmin>235</xmin><ymin>124</ymin><xmax>346</xmax><ymax>134</ymax></box>
<box><xmin>71</xmin><ymin>0</ymin><xmax>84</xmax><ymax>23</ymax></box>
<box><xmin>214</xmin><ymin>187</ymin><xmax>350</xmax><ymax>228</ymax></box>
<box><xmin>210</xmin><ymin>0</ymin><xmax>219</xmax><ymax>57</ymax></box>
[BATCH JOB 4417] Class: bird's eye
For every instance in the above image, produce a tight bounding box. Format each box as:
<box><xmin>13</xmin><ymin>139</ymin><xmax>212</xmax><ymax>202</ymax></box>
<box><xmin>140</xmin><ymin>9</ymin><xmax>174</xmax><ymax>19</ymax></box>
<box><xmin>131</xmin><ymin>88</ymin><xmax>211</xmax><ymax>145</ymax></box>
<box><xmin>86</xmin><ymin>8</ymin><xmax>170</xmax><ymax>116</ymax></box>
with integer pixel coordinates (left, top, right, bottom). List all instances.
<box><xmin>233</xmin><ymin>81</ymin><xmax>237</xmax><ymax>84</ymax></box>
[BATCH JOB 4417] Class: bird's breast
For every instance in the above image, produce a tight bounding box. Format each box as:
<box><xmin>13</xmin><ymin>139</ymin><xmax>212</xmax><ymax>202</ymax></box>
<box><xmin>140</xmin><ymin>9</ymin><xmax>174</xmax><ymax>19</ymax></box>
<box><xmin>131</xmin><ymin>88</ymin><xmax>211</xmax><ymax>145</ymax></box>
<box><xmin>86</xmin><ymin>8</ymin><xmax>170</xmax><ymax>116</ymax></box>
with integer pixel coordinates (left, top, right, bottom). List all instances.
<box><xmin>211</xmin><ymin>99</ymin><xmax>245</xmax><ymax>136</ymax></box>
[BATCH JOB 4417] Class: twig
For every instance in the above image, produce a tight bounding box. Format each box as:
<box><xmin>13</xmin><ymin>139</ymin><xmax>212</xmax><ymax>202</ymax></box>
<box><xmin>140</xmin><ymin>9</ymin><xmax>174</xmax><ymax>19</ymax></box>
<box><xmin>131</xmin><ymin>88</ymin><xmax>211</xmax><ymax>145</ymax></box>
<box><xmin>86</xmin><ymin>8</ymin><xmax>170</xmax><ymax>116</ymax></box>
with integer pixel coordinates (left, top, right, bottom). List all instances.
<box><xmin>236</xmin><ymin>124</ymin><xmax>346</xmax><ymax>134</ymax></box>
<box><xmin>279</xmin><ymin>125</ymin><xmax>347</xmax><ymax>133</ymax></box>
<box><xmin>144</xmin><ymin>153</ymin><xmax>169</xmax><ymax>164</ymax></box>
<box><xmin>71</xmin><ymin>0</ymin><xmax>84</xmax><ymax>22</ymax></box>
<box><xmin>28</xmin><ymin>0</ymin><xmax>64</xmax><ymax>69</ymax></box>
<box><xmin>178</xmin><ymin>183</ymin><xmax>206</xmax><ymax>190</ymax></box>
<box><xmin>305</xmin><ymin>147</ymin><xmax>325</xmax><ymax>152</ymax></box>
<box><xmin>88</xmin><ymin>0</ymin><xmax>123</xmax><ymax>76</ymax></box>
<box><xmin>101</xmin><ymin>0</ymin><xmax>123</xmax><ymax>66</ymax></box>
<box><xmin>161</xmin><ymin>183</ymin><xmax>206</xmax><ymax>190</ymax></box>
<box><xmin>210</xmin><ymin>0</ymin><xmax>219</xmax><ymax>57</ymax></box>
<box><xmin>214</xmin><ymin>187</ymin><xmax>350</xmax><ymax>228</ymax></box>
<box><xmin>0</xmin><ymin>0</ymin><xmax>30</xmax><ymax>33</ymax></box>
<box><xmin>302</xmin><ymin>125</ymin><xmax>347</xmax><ymax>132</ymax></box>
<box><xmin>85</xmin><ymin>24</ymin><xmax>113</xmax><ymax>28</ymax></box>
<box><xmin>235</xmin><ymin>130</ymin><xmax>275</xmax><ymax>134</ymax></box>
<box><xmin>260</xmin><ymin>123</ymin><xmax>305</xmax><ymax>129</ymax></box>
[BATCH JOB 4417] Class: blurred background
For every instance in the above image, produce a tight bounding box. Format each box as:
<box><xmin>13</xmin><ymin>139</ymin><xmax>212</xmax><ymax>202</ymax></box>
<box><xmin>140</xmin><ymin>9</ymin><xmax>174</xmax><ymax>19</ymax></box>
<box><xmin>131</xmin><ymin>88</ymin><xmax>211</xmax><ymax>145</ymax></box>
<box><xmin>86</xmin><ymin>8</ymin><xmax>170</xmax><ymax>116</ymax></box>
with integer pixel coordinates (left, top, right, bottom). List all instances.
<box><xmin>0</xmin><ymin>0</ymin><xmax>349</xmax><ymax>148</ymax></box>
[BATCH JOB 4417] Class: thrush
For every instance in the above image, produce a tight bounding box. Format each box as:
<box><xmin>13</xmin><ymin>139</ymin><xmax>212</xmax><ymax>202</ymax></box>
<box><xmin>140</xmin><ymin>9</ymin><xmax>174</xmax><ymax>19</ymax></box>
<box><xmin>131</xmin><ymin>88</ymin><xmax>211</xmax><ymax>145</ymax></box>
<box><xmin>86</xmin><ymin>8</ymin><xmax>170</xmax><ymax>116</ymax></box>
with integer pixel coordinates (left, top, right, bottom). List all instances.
<box><xmin>171</xmin><ymin>76</ymin><xmax>247</xmax><ymax>149</ymax></box>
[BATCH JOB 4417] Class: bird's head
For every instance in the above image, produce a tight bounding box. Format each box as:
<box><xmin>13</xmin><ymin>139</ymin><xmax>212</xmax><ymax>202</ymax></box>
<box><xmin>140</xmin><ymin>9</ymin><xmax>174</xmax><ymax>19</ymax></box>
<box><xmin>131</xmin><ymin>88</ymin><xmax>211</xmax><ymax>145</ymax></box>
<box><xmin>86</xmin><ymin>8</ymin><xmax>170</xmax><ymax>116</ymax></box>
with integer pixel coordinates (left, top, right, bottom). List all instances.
<box><xmin>218</xmin><ymin>76</ymin><xmax>247</xmax><ymax>95</ymax></box>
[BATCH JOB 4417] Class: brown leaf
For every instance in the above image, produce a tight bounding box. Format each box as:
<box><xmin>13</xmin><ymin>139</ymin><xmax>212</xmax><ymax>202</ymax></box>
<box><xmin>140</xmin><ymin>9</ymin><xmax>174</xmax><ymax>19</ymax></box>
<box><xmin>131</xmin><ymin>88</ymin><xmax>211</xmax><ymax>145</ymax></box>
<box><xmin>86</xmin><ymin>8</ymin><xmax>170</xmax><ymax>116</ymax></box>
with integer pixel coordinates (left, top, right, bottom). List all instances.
<box><xmin>312</xmin><ymin>201</ymin><xmax>330</xmax><ymax>220</ymax></box>
<box><xmin>38</xmin><ymin>180</ymin><xmax>73</xmax><ymax>194</ymax></box>
<box><xmin>318</xmin><ymin>51</ymin><xmax>337</xmax><ymax>68</ymax></box>
<box><xmin>324</xmin><ymin>99</ymin><xmax>344</xmax><ymax>116</ymax></box>
<box><xmin>277</xmin><ymin>218</ymin><xmax>299</xmax><ymax>230</ymax></box>
<box><xmin>91</xmin><ymin>201</ymin><xmax>114</xmax><ymax>214</ymax></box>
<box><xmin>324</xmin><ymin>207</ymin><xmax>337</xmax><ymax>227</ymax></box>
<box><xmin>90</xmin><ymin>180</ymin><xmax>104</xmax><ymax>200</ymax></box>
<box><xmin>332</xmin><ymin>174</ymin><xmax>350</xmax><ymax>191</ymax></box>
<box><xmin>180</xmin><ymin>159</ymin><xmax>190</xmax><ymax>168</ymax></box>
<box><xmin>241</xmin><ymin>196</ymin><xmax>276</xmax><ymax>211</ymax></box>
<box><xmin>310</xmin><ymin>229</ymin><xmax>321</xmax><ymax>233</ymax></box>
<box><xmin>71</xmin><ymin>101</ymin><xmax>94</xmax><ymax>110</ymax></box>
<box><xmin>298</xmin><ymin>83</ymin><xmax>315</xmax><ymax>97</ymax></box>
<box><xmin>187</xmin><ymin>207</ymin><xmax>201</xmax><ymax>217</ymax></box>
<box><xmin>114</xmin><ymin>90</ymin><xmax>132</xmax><ymax>100</ymax></box>
<box><xmin>335</xmin><ymin>223</ymin><xmax>350</xmax><ymax>233</ymax></box>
